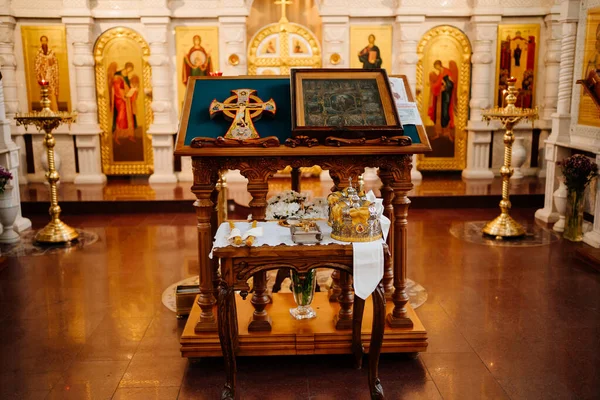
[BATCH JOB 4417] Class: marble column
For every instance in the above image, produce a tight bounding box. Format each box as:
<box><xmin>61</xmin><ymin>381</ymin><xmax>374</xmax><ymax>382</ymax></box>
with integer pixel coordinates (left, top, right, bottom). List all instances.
<box><xmin>64</xmin><ymin>17</ymin><xmax>107</xmax><ymax>184</ymax></box>
<box><xmin>0</xmin><ymin>77</ymin><xmax>31</xmax><ymax>232</ymax></box>
<box><xmin>143</xmin><ymin>16</ymin><xmax>178</xmax><ymax>184</ymax></box>
<box><xmin>536</xmin><ymin>0</ymin><xmax>578</xmax><ymax>223</ymax></box>
<box><xmin>537</xmin><ymin>13</ymin><xmax>562</xmax><ymax>179</ymax></box>
<box><xmin>394</xmin><ymin>16</ymin><xmax>423</xmax><ymax>183</ymax></box>
<box><xmin>0</xmin><ymin>16</ymin><xmax>27</xmax><ymax>186</ymax></box>
<box><xmin>322</xmin><ymin>16</ymin><xmax>349</xmax><ymax>68</ymax></box>
<box><xmin>462</xmin><ymin>15</ymin><xmax>499</xmax><ymax>181</ymax></box>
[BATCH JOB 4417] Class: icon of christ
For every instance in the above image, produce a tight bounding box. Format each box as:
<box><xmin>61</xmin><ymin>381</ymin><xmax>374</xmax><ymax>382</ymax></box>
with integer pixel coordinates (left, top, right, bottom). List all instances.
<box><xmin>358</xmin><ymin>34</ymin><xmax>382</xmax><ymax>69</ymax></box>
<box><xmin>182</xmin><ymin>35</ymin><xmax>212</xmax><ymax>84</ymax></box>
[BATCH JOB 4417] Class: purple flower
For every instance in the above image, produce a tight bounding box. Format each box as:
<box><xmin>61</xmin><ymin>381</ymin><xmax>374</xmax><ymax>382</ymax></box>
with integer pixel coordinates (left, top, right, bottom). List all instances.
<box><xmin>560</xmin><ymin>154</ymin><xmax>598</xmax><ymax>192</ymax></box>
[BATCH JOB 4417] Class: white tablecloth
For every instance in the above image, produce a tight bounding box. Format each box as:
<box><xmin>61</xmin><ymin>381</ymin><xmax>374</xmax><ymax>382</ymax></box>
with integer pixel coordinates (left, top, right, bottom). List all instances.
<box><xmin>211</xmin><ymin>217</ymin><xmax>390</xmax><ymax>299</ymax></box>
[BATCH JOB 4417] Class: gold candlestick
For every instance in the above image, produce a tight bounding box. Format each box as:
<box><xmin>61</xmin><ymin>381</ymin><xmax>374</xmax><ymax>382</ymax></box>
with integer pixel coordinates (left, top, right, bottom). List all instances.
<box><xmin>15</xmin><ymin>80</ymin><xmax>78</xmax><ymax>243</ymax></box>
<box><xmin>481</xmin><ymin>77</ymin><xmax>538</xmax><ymax>239</ymax></box>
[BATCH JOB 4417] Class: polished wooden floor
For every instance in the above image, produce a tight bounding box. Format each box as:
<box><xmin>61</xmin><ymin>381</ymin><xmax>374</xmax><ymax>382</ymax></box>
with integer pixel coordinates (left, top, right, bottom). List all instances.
<box><xmin>1</xmin><ymin>208</ymin><xmax>598</xmax><ymax>399</ymax></box>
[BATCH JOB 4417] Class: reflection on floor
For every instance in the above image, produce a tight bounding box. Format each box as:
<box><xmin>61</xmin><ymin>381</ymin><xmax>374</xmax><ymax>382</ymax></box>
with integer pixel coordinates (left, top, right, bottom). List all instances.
<box><xmin>0</xmin><ymin>208</ymin><xmax>598</xmax><ymax>399</ymax></box>
<box><xmin>20</xmin><ymin>174</ymin><xmax>545</xmax><ymax>214</ymax></box>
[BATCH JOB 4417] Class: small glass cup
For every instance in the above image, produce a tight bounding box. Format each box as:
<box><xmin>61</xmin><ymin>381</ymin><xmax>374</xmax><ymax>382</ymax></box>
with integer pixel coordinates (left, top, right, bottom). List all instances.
<box><xmin>289</xmin><ymin>270</ymin><xmax>317</xmax><ymax>320</ymax></box>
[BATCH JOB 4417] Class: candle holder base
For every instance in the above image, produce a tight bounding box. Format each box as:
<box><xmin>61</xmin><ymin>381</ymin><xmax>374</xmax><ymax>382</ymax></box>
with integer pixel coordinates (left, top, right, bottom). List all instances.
<box><xmin>35</xmin><ymin>219</ymin><xmax>79</xmax><ymax>244</ymax></box>
<box><xmin>482</xmin><ymin>212</ymin><xmax>526</xmax><ymax>239</ymax></box>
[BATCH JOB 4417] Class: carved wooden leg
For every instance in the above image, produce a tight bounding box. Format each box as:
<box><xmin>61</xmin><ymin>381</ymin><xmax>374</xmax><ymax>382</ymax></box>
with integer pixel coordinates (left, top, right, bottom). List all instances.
<box><xmin>378</xmin><ymin>167</ymin><xmax>395</xmax><ymax>298</ymax></box>
<box><xmin>192</xmin><ymin>158</ymin><xmax>220</xmax><ymax>332</ymax></box>
<box><xmin>245</xmin><ymin>173</ymin><xmax>276</xmax><ymax>331</ymax></box>
<box><xmin>352</xmin><ymin>293</ymin><xmax>365</xmax><ymax>369</ymax></box>
<box><xmin>217</xmin><ymin>280</ymin><xmax>237</xmax><ymax>400</ymax></box>
<box><xmin>369</xmin><ymin>283</ymin><xmax>386</xmax><ymax>400</ymax></box>
<box><xmin>328</xmin><ymin>269</ymin><xmax>342</xmax><ymax>302</ymax></box>
<box><xmin>291</xmin><ymin>166</ymin><xmax>301</xmax><ymax>192</ymax></box>
<box><xmin>387</xmin><ymin>157</ymin><xmax>414</xmax><ymax>328</ymax></box>
<box><xmin>334</xmin><ymin>271</ymin><xmax>354</xmax><ymax>330</ymax></box>
<box><xmin>211</xmin><ymin>187</ymin><xmax>221</xmax><ymax>294</ymax></box>
<box><xmin>248</xmin><ymin>270</ymin><xmax>272</xmax><ymax>332</ymax></box>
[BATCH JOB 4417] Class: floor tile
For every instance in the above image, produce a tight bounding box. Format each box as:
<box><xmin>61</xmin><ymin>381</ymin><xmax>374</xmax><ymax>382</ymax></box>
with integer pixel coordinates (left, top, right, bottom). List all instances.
<box><xmin>47</xmin><ymin>360</ymin><xmax>129</xmax><ymax>400</ymax></box>
<box><xmin>119</xmin><ymin>354</ymin><xmax>187</xmax><ymax>388</ymax></box>
<box><xmin>111</xmin><ymin>386</ymin><xmax>180</xmax><ymax>400</ymax></box>
<box><xmin>421</xmin><ymin>353</ymin><xmax>510</xmax><ymax>400</ymax></box>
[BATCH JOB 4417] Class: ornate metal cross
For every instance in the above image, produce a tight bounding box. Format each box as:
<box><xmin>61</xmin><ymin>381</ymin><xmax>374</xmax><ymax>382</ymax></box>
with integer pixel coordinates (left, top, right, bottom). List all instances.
<box><xmin>275</xmin><ymin>0</ymin><xmax>292</xmax><ymax>24</ymax></box>
<box><xmin>209</xmin><ymin>89</ymin><xmax>276</xmax><ymax>140</ymax></box>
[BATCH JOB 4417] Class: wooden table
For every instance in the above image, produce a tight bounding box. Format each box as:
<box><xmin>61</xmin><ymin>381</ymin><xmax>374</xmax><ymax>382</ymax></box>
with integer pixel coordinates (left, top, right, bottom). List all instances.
<box><xmin>214</xmin><ymin>243</ymin><xmax>388</xmax><ymax>400</ymax></box>
<box><xmin>175</xmin><ymin>75</ymin><xmax>431</xmax><ymax>357</ymax></box>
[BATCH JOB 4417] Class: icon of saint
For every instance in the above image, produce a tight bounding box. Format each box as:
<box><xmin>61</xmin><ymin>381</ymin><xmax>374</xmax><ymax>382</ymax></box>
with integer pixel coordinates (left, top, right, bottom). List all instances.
<box><xmin>358</xmin><ymin>34</ymin><xmax>382</xmax><ymax>69</ymax></box>
<box><xmin>584</xmin><ymin>23</ymin><xmax>600</xmax><ymax>103</ymax></box>
<box><xmin>265</xmin><ymin>40</ymin><xmax>276</xmax><ymax>54</ymax></box>
<box><xmin>428</xmin><ymin>60</ymin><xmax>458</xmax><ymax>142</ymax></box>
<box><xmin>182</xmin><ymin>35</ymin><xmax>212</xmax><ymax>84</ymax></box>
<box><xmin>34</xmin><ymin>35</ymin><xmax>60</xmax><ymax>111</ymax></box>
<box><xmin>513</xmin><ymin>44</ymin><xmax>522</xmax><ymax>67</ymax></box>
<box><xmin>108</xmin><ymin>62</ymin><xmax>139</xmax><ymax>145</ymax></box>
<box><xmin>294</xmin><ymin>40</ymin><xmax>304</xmax><ymax>54</ymax></box>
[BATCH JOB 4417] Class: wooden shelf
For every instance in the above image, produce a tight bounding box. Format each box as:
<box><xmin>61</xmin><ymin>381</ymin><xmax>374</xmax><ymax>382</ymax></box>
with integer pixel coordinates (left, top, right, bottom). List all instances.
<box><xmin>180</xmin><ymin>292</ymin><xmax>428</xmax><ymax>358</ymax></box>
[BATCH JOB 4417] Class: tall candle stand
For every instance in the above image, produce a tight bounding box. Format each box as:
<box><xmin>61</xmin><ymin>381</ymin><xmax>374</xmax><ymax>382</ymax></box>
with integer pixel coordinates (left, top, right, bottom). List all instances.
<box><xmin>481</xmin><ymin>77</ymin><xmax>538</xmax><ymax>239</ymax></box>
<box><xmin>15</xmin><ymin>80</ymin><xmax>78</xmax><ymax>243</ymax></box>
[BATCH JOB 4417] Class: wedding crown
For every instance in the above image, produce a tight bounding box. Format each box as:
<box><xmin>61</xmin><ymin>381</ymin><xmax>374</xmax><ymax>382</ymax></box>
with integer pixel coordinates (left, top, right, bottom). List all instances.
<box><xmin>328</xmin><ymin>178</ymin><xmax>383</xmax><ymax>242</ymax></box>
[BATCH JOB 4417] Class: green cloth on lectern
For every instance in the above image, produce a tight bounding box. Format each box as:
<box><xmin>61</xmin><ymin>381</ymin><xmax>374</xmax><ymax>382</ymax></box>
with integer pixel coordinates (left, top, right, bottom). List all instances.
<box><xmin>182</xmin><ymin>77</ymin><xmax>421</xmax><ymax>146</ymax></box>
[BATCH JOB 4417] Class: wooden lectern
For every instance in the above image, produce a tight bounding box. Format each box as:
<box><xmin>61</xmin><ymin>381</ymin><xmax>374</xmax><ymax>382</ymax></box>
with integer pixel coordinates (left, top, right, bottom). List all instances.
<box><xmin>175</xmin><ymin>75</ymin><xmax>431</xmax><ymax>358</ymax></box>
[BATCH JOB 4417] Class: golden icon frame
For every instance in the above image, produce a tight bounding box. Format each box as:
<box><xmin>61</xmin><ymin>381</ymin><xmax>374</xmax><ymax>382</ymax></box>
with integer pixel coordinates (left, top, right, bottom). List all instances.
<box><xmin>94</xmin><ymin>27</ymin><xmax>154</xmax><ymax>176</ymax></box>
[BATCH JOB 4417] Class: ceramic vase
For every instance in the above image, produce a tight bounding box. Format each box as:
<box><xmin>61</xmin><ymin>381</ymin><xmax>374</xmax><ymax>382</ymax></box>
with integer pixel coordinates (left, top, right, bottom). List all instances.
<box><xmin>0</xmin><ymin>185</ymin><xmax>20</xmax><ymax>244</ymax></box>
<box><xmin>564</xmin><ymin>188</ymin><xmax>585</xmax><ymax>242</ymax></box>
<box><xmin>289</xmin><ymin>270</ymin><xmax>317</xmax><ymax>320</ymax></box>
<box><xmin>511</xmin><ymin>137</ymin><xmax>527</xmax><ymax>180</ymax></box>
<box><xmin>552</xmin><ymin>181</ymin><xmax>568</xmax><ymax>232</ymax></box>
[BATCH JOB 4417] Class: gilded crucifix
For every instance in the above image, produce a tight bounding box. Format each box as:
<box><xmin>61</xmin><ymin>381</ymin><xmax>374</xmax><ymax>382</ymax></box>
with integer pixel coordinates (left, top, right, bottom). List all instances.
<box><xmin>209</xmin><ymin>89</ymin><xmax>276</xmax><ymax>140</ymax></box>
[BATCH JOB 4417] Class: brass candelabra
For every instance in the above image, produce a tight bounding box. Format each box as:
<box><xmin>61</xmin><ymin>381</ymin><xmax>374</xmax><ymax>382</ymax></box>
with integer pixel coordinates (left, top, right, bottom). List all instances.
<box><xmin>481</xmin><ymin>77</ymin><xmax>538</xmax><ymax>239</ymax></box>
<box><xmin>15</xmin><ymin>80</ymin><xmax>78</xmax><ymax>243</ymax></box>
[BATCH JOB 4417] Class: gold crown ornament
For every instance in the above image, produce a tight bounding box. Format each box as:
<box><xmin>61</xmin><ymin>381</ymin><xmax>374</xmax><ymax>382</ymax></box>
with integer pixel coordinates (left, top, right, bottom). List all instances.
<box><xmin>328</xmin><ymin>178</ymin><xmax>383</xmax><ymax>242</ymax></box>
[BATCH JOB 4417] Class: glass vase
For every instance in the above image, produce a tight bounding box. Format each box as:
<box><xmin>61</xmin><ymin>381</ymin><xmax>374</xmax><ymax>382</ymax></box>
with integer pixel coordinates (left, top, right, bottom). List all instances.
<box><xmin>563</xmin><ymin>188</ymin><xmax>585</xmax><ymax>242</ymax></box>
<box><xmin>289</xmin><ymin>270</ymin><xmax>317</xmax><ymax>320</ymax></box>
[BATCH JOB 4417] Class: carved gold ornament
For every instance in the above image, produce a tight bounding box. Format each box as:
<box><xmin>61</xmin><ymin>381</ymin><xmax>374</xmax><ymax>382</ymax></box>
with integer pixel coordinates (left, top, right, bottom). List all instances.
<box><xmin>330</xmin><ymin>53</ymin><xmax>341</xmax><ymax>65</ymax></box>
<box><xmin>248</xmin><ymin>22</ymin><xmax>321</xmax><ymax>75</ymax></box>
<box><xmin>228</xmin><ymin>53</ymin><xmax>240</xmax><ymax>66</ymax></box>
<box><xmin>94</xmin><ymin>27</ymin><xmax>154</xmax><ymax>175</ymax></box>
<box><xmin>416</xmin><ymin>25</ymin><xmax>471</xmax><ymax>171</ymax></box>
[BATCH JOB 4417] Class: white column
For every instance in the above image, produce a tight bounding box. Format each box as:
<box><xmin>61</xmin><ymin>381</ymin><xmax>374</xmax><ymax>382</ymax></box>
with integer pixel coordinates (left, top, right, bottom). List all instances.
<box><xmin>536</xmin><ymin>0</ymin><xmax>579</xmax><ymax>223</ymax></box>
<box><xmin>394</xmin><ymin>16</ymin><xmax>424</xmax><ymax>183</ymax></box>
<box><xmin>322</xmin><ymin>16</ymin><xmax>349</xmax><ymax>68</ymax></box>
<box><xmin>143</xmin><ymin>16</ymin><xmax>178</xmax><ymax>184</ymax></box>
<box><xmin>584</xmin><ymin>154</ymin><xmax>600</xmax><ymax>247</ymax></box>
<box><xmin>64</xmin><ymin>16</ymin><xmax>107</xmax><ymax>184</ymax></box>
<box><xmin>219</xmin><ymin>16</ymin><xmax>247</xmax><ymax>76</ymax></box>
<box><xmin>0</xmin><ymin>76</ymin><xmax>31</xmax><ymax>232</ymax></box>
<box><xmin>537</xmin><ymin>13</ymin><xmax>561</xmax><ymax>179</ymax></box>
<box><xmin>0</xmin><ymin>16</ymin><xmax>28</xmax><ymax>185</ymax></box>
<box><xmin>462</xmin><ymin>15</ymin><xmax>499</xmax><ymax>181</ymax></box>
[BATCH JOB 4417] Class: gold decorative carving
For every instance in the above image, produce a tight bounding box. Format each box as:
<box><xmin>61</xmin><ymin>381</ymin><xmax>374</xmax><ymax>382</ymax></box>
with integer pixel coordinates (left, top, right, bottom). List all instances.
<box><xmin>416</xmin><ymin>25</ymin><xmax>471</xmax><ymax>171</ymax></box>
<box><xmin>248</xmin><ymin>22</ymin><xmax>321</xmax><ymax>75</ymax></box>
<box><xmin>330</xmin><ymin>53</ymin><xmax>341</xmax><ymax>65</ymax></box>
<box><xmin>94</xmin><ymin>27</ymin><xmax>154</xmax><ymax>175</ymax></box>
<box><xmin>228</xmin><ymin>53</ymin><xmax>240</xmax><ymax>66</ymax></box>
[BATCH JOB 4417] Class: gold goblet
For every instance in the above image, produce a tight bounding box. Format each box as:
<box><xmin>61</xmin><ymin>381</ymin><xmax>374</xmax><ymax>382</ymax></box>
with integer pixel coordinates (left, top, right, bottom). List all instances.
<box><xmin>481</xmin><ymin>77</ymin><xmax>538</xmax><ymax>239</ymax></box>
<box><xmin>15</xmin><ymin>80</ymin><xmax>78</xmax><ymax>243</ymax></box>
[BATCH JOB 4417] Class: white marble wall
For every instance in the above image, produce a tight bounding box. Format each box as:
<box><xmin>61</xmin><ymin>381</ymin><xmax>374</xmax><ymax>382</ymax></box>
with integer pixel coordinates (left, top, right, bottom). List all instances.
<box><xmin>2</xmin><ymin>0</ymin><xmax>563</xmax><ymax>185</ymax></box>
